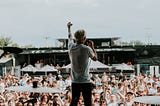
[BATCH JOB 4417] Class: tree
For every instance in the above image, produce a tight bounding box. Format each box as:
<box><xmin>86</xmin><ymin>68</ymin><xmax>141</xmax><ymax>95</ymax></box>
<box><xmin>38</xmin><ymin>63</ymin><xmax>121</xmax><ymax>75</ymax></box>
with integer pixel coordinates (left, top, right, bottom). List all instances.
<box><xmin>0</xmin><ymin>36</ymin><xmax>13</xmax><ymax>46</ymax></box>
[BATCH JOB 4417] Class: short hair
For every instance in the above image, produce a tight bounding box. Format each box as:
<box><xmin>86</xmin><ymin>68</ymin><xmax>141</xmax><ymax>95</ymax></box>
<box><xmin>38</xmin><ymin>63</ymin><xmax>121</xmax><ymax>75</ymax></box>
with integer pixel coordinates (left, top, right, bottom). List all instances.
<box><xmin>127</xmin><ymin>92</ymin><xmax>134</xmax><ymax>95</ymax></box>
<box><xmin>74</xmin><ymin>29</ymin><xmax>86</xmax><ymax>44</ymax></box>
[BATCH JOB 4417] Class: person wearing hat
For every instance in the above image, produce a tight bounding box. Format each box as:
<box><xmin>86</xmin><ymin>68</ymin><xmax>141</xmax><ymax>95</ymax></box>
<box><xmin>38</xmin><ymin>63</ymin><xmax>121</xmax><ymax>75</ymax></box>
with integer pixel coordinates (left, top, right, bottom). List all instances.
<box><xmin>67</xmin><ymin>22</ymin><xmax>97</xmax><ymax>106</ymax></box>
<box><xmin>125</xmin><ymin>92</ymin><xmax>134</xmax><ymax>106</ymax></box>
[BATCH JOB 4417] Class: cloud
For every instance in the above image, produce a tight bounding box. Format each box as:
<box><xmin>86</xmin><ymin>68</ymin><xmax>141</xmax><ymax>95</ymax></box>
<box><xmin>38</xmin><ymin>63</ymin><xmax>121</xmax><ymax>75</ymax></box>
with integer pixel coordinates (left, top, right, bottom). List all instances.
<box><xmin>0</xmin><ymin>0</ymin><xmax>47</xmax><ymax>8</ymax></box>
<box><xmin>0</xmin><ymin>0</ymin><xmax>160</xmax><ymax>46</ymax></box>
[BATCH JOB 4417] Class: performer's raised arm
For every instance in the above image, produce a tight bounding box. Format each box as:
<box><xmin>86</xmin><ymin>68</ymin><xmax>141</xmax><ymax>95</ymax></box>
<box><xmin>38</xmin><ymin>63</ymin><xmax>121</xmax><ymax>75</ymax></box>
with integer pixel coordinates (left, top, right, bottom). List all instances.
<box><xmin>67</xmin><ymin>22</ymin><xmax>74</xmax><ymax>49</ymax></box>
<box><xmin>67</xmin><ymin>22</ymin><xmax>73</xmax><ymax>39</ymax></box>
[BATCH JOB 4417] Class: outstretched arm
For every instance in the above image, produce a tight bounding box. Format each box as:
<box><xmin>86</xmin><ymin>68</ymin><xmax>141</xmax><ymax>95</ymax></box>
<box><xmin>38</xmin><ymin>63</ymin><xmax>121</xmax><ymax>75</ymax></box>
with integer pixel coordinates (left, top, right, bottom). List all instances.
<box><xmin>67</xmin><ymin>22</ymin><xmax>73</xmax><ymax>39</ymax></box>
<box><xmin>67</xmin><ymin>22</ymin><xmax>74</xmax><ymax>49</ymax></box>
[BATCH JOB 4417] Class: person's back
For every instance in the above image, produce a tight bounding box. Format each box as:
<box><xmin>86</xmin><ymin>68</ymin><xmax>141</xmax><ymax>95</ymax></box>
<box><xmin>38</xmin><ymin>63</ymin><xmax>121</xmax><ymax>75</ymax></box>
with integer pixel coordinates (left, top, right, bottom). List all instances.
<box><xmin>69</xmin><ymin>44</ymin><xmax>94</xmax><ymax>83</ymax></box>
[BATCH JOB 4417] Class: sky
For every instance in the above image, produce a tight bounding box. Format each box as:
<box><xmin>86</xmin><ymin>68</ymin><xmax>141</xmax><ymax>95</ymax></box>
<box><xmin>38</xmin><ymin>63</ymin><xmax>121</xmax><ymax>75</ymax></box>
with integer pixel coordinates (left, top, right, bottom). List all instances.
<box><xmin>0</xmin><ymin>0</ymin><xmax>159</xmax><ymax>47</ymax></box>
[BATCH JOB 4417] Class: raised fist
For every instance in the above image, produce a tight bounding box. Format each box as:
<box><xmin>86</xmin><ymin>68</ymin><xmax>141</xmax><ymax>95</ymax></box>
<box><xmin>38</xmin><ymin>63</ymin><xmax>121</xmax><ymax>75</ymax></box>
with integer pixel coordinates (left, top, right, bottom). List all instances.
<box><xmin>67</xmin><ymin>22</ymin><xmax>73</xmax><ymax>28</ymax></box>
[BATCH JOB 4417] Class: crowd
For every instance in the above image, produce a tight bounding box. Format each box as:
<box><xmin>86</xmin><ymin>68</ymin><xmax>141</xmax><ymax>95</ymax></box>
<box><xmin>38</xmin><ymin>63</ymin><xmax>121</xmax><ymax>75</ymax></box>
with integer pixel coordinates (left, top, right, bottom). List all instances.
<box><xmin>0</xmin><ymin>70</ymin><xmax>160</xmax><ymax>106</ymax></box>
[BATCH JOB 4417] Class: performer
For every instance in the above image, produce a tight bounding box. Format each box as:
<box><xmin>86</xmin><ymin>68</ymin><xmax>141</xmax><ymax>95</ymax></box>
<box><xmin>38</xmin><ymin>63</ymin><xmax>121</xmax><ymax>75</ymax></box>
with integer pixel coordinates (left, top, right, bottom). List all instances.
<box><xmin>67</xmin><ymin>22</ymin><xmax>97</xmax><ymax>106</ymax></box>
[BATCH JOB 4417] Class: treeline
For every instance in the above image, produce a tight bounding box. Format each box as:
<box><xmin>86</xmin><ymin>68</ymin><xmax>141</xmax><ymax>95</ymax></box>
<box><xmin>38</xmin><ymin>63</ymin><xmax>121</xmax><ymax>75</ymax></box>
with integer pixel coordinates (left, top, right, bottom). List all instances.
<box><xmin>0</xmin><ymin>36</ymin><xmax>34</xmax><ymax>48</ymax></box>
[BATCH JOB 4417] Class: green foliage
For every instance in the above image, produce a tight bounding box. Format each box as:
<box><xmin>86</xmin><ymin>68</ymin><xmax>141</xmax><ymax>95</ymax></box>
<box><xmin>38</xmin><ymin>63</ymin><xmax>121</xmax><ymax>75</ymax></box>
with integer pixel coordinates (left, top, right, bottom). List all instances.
<box><xmin>0</xmin><ymin>36</ymin><xmax>13</xmax><ymax>46</ymax></box>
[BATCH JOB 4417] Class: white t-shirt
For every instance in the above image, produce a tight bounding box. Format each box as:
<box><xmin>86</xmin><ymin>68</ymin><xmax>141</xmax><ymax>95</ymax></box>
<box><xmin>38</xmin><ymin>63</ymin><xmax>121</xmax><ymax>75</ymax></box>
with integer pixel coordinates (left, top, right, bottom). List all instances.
<box><xmin>126</xmin><ymin>101</ymin><xmax>134</xmax><ymax>106</ymax></box>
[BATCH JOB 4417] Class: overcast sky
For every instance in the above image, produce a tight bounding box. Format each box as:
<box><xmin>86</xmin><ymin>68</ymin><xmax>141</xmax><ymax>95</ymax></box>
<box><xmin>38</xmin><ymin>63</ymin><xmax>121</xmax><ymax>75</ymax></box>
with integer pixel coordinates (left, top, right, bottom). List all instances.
<box><xmin>0</xmin><ymin>0</ymin><xmax>159</xmax><ymax>47</ymax></box>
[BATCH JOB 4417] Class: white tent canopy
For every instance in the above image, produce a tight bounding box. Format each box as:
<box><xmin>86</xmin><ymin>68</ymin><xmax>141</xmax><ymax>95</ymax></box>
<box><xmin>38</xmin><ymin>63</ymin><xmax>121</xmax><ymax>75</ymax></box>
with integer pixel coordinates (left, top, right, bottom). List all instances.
<box><xmin>133</xmin><ymin>96</ymin><xmax>160</xmax><ymax>104</ymax></box>
<box><xmin>0</xmin><ymin>58</ymin><xmax>12</xmax><ymax>64</ymax></box>
<box><xmin>89</xmin><ymin>59</ymin><xmax>111</xmax><ymax>69</ymax></box>
<box><xmin>112</xmin><ymin>63</ymin><xmax>134</xmax><ymax>70</ymax></box>
<box><xmin>62</xmin><ymin>59</ymin><xmax>110</xmax><ymax>69</ymax></box>
<box><xmin>41</xmin><ymin>65</ymin><xmax>58</xmax><ymax>72</ymax></box>
<box><xmin>22</xmin><ymin>64</ymin><xmax>58</xmax><ymax>72</ymax></box>
<box><xmin>21</xmin><ymin>65</ymin><xmax>38</xmax><ymax>72</ymax></box>
<box><xmin>6</xmin><ymin>86</ymin><xmax>62</xmax><ymax>93</ymax></box>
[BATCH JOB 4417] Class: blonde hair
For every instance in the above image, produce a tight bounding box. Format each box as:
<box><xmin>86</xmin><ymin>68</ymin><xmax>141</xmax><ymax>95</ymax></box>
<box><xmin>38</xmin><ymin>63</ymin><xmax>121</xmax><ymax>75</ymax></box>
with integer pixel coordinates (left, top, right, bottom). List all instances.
<box><xmin>74</xmin><ymin>29</ymin><xmax>86</xmax><ymax>44</ymax></box>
